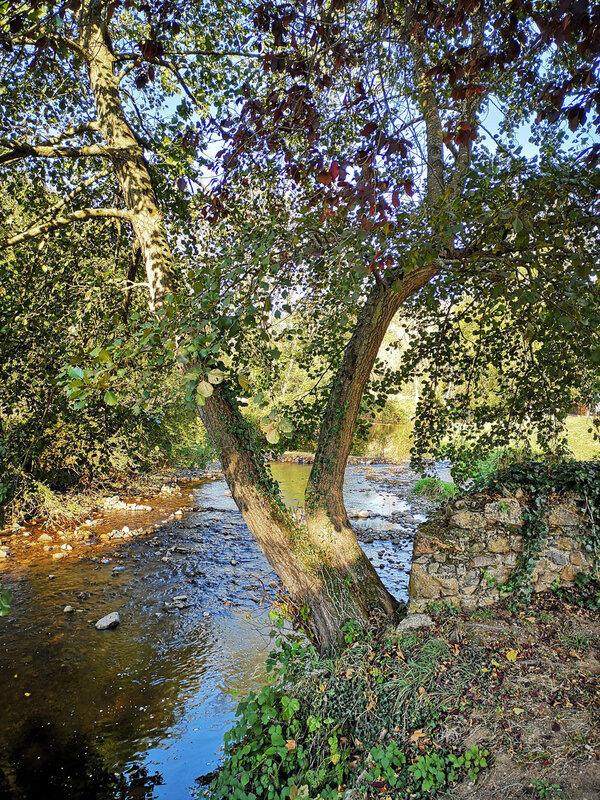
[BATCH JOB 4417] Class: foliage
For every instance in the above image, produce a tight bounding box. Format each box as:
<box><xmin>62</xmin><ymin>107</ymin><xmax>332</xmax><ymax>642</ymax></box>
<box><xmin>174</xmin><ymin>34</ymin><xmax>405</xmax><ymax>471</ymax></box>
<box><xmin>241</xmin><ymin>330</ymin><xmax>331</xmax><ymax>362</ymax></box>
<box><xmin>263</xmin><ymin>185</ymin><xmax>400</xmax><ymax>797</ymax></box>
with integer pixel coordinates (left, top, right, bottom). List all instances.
<box><xmin>0</xmin><ymin>183</ymin><xmax>213</xmax><ymax>522</ymax></box>
<box><xmin>413</xmin><ymin>477</ymin><xmax>458</xmax><ymax>501</ymax></box>
<box><xmin>474</xmin><ymin>460</ymin><xmax>600</xmax><ymax>603</ymax></box>
<box><xmin>0</xmin><ymin>585</ymin><xmax>12</xmax><ymax>617</ymax></box>
<box><xmin>205</xmin><ymin>623</ymin><xmax>491</xmax><ymax>800</ymax></box>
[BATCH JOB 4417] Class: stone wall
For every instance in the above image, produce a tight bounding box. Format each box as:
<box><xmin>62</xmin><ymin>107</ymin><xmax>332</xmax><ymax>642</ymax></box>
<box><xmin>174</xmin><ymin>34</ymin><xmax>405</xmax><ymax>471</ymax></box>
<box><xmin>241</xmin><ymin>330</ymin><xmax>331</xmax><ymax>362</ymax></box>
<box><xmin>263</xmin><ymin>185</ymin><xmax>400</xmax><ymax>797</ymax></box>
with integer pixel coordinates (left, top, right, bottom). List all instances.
<box><xmin>408</xmin><ymin>492</ymin><xmax>595</xmax><ymax>611</ymax></box>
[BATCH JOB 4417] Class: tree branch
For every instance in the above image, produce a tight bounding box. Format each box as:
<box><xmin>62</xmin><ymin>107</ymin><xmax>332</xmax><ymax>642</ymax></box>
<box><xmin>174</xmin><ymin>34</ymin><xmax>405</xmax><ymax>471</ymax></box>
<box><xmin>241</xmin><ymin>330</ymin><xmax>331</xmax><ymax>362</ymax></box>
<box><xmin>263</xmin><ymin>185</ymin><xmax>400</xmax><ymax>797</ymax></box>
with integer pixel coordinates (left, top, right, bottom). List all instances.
<box><xmin>3</xmin><ymin>207</ymin><xmax>132</xmax><ymax>248</ymax></box>
<box><xmin>0</xmin><ymin>140</ymin><xmax>130</xmax><ymax>165</ymax></box>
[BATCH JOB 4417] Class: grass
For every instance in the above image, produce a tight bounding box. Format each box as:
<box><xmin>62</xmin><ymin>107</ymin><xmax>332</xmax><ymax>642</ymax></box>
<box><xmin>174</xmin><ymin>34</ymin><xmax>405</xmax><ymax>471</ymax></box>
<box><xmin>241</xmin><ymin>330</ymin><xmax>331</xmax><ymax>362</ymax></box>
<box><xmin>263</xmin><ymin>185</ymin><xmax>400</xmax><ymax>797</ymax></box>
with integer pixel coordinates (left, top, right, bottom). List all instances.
<box><xmin>413</xmin><ymin>477</ymin><xmax>458</xmax><ymax>501</ymax></box>
<box><xmin>565</xmin><ymin>416</ymin><xmax>600</xmax><ymax>460</ymax></box>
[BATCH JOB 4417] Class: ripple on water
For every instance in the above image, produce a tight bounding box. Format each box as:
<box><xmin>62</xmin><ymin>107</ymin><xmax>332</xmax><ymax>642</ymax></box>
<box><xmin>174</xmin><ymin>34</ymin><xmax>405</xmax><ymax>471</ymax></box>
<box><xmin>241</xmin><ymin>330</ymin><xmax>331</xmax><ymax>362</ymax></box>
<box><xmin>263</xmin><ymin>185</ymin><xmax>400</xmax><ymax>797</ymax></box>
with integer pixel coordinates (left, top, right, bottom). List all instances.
<box><xmin>0</xmin><ymin>463</ymin><xmax>426</xmax><ymax>799</ymax></box>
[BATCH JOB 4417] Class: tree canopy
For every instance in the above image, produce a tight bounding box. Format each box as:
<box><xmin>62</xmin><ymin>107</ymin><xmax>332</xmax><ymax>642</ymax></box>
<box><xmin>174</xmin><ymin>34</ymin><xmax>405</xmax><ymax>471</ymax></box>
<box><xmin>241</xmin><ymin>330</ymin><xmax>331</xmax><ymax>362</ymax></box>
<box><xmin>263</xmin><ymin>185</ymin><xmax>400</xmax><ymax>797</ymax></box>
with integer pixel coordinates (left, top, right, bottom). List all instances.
<box><xmin>1</xmin><ymin>0</ymin><xmax>599</xmax><ymax>645</ymax></box>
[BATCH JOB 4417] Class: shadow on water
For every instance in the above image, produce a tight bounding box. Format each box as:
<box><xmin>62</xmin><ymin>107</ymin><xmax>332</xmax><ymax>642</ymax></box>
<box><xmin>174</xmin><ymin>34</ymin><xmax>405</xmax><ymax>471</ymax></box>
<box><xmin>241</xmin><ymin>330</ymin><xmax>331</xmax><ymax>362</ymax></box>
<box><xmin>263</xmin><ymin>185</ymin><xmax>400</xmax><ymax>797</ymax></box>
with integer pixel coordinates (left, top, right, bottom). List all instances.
<box><xmin>0</xmin><ymin>463</ymin><xmax>422</xmax><ymax>799</ymax></box>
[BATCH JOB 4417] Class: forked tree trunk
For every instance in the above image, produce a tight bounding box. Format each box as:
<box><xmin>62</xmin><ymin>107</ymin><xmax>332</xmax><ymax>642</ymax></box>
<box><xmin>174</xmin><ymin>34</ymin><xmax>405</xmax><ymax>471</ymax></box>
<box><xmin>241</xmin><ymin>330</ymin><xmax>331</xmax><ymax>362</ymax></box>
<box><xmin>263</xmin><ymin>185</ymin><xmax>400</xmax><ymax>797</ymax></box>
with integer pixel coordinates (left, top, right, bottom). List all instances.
<box><xmin>79</xmin><ymin>0</ymin><xmax>439</xmax><ymax>650</ymax></box>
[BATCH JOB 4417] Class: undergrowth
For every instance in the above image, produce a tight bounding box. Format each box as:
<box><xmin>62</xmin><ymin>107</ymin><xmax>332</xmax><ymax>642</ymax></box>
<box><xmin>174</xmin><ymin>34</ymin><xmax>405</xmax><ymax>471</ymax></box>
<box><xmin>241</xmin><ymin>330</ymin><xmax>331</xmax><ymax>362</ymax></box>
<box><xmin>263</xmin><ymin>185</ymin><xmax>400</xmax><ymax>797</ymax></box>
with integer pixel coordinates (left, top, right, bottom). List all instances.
<box><xmin>203</xmin><ymin>618</ymin><xmax>491</xmax><ymax>800</ymax></box>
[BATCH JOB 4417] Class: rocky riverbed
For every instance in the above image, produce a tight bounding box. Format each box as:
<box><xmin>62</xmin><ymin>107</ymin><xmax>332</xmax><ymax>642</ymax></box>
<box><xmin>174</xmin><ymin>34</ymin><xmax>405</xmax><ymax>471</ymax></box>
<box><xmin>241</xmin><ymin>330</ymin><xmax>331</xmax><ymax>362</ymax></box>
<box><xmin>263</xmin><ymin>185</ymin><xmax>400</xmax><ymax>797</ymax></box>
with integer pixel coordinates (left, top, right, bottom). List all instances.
<box><xmin>0</xmin><ymin>460</ymin><xmax>434</xmax><ymax>800</ymax></box>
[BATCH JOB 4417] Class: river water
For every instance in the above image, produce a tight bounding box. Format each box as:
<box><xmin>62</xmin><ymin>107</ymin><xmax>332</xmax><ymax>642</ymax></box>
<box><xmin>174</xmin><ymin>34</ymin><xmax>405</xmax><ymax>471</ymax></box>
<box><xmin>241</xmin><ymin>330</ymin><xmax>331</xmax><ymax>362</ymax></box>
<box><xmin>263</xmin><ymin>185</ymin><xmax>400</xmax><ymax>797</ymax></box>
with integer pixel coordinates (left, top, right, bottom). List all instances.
<box><xmin>0</xmin><ymin>462</ymin><xmax>429</xmax><ymax>800</ymax></box>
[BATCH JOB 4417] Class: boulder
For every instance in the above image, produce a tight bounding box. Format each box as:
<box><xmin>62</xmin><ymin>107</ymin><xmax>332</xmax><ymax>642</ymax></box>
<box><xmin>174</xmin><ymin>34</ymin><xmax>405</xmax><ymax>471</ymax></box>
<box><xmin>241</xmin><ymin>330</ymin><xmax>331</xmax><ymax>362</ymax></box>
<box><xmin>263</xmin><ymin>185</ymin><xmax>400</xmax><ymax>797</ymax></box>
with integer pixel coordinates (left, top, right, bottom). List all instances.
<box><xmin>396</xmin><ymin>613</ymin><xmax>434</xmax><ymax>632</ymax></box>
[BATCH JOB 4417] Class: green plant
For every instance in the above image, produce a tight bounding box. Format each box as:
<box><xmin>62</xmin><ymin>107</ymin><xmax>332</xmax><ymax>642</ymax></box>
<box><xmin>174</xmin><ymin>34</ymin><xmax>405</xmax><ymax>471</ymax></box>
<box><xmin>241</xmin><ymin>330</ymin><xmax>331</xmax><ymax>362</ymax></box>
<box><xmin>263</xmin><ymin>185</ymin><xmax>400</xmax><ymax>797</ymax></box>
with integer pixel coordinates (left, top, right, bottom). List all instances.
<box><xmin>427</xmin><ymin>600</ymin><xmax>461</xmax><ymax>617</ymax></box>
<box><xmin>414</xmin><ymin>477</ymin><xmax>458</xmax><ymax>501</ymax></box>
<box><xmin>0</xmin><ymin>585</ymin><xmax>12</xmax><ymax>617</ymax></box>
<box><xmin>207</xmin><ymin>623</ymin><xmax>490</xmax><ymax>800</ymax></box>
<box><xmin>530</xmin><ymin>778</ymin><xmax>563</xmax><ymax>798</ymax></box>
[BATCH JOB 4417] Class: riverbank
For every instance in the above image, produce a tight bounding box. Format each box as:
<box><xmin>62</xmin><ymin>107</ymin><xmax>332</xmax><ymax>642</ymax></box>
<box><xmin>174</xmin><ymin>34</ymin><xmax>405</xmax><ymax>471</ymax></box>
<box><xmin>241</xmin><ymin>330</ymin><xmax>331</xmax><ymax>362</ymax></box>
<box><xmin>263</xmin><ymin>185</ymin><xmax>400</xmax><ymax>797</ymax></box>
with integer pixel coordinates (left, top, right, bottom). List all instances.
<box><xmin>207</xmin><ymin>593</ymin><xmax>600</xmax><ymax>800</ymax></box>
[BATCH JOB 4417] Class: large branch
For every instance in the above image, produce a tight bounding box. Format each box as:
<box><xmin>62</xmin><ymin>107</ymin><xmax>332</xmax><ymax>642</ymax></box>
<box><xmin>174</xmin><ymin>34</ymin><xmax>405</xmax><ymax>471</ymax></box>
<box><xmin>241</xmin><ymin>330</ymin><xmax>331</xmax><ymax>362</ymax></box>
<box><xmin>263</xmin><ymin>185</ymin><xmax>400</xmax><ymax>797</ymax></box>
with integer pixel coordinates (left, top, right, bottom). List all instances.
<box><xmin>306</xmin><ymin>260</ymin><xmax>441</xmax><ymax>512</ymax></box>
<box><xmin>2</xmin><ymin>207</ymin><xmax>132</xmax><ymax>248</ymax></box>
<box><xmin>0</xmin><ymin>139</ymin><xmax>129</xmax><ymax>165</ymax></box>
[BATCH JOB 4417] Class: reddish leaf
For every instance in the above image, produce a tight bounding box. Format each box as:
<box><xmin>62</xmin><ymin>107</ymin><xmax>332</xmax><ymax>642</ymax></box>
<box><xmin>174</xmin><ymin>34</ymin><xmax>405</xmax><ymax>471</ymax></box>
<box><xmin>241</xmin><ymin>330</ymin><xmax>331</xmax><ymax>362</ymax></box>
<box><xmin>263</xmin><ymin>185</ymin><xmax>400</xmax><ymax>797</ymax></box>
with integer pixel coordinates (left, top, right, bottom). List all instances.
<box><xmin>404</xmin><ymin>179</ymin><xmax>414</xmax><ymax>197</ymax></box>
<box><xmin>360</xmin><ymin>121</ymin><xmax>377</xmax><ymax>136</ymax></box>
<box><xmin>318</xmin><ymin>171</ymin><xmax>332</xmax><ymax>185</ymax></box>
<box><xmin>392</xmin><ymin>189</ymin><xmax>400</xmax><ymax>208</ymax></box>
<box><xmin>330</xmin><ymin>160</ymin><xmax>339</xmax><ymax>180</ymax></box>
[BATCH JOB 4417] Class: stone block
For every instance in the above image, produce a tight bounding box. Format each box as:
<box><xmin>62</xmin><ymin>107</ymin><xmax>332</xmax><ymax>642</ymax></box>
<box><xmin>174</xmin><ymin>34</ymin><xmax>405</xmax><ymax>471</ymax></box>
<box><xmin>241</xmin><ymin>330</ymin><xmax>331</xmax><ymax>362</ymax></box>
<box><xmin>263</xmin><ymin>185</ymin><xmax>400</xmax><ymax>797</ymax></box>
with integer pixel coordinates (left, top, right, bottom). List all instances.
<box><xmin>488</xmin><ymin>536</ymin><xmax>510</xmax><ymax>554</ymax></box>
<box><xmin>438</xmin><ymin>576</ymin><xmax>459</xmax><ymax>596</ymax></box>
<box><xmin>548</xmin><ymin>505</ymin><xmax>582</xmax><ymax>528</ymax></box>
<box><xmin>557</xmin><ymin>537</ymin><xmax>572</xmax><ymax>550</ymax></box>
<box><xmin>470</xmin><ymin>555</ymin><xmax>496</xmax><ymax>568</ymax></box>
<box><xmin>450</xmin><ymin>511</ymin><xmax>483</xmax><ymax>530</ymax></box>
<box><xmin>484</xmin><ymin>498</ymin><xmax>522</xmax><ymax>527</ymax></box>
<box><xmin>546</xmin><ymin>548</ymin><xmax>568</xmax><ymax>566</ymax></box>
<box><xmin>413</xmin><ymin>535</ymin><xmax>435</xmax><ymax>556</ymax></box>
<box><xmin>561</xmin><ymin>564</ymin><xmax>575</xmax><ymax>583</ymax></box>
<box><xmin>408</xmin><ymin>564</ymin><xmax>441</xmax><ymax>600</ymax></box>
<box><xmin>570</xmin><ymin>551</ymin><xmax>583</xmax><ymax>566</ymax></box>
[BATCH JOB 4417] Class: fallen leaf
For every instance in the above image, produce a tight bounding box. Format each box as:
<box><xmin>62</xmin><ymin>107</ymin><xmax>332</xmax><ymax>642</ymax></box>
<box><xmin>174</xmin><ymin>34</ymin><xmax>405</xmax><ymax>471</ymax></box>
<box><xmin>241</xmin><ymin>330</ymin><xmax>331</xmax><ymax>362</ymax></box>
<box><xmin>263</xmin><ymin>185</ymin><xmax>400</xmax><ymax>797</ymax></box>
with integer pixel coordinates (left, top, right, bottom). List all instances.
<box><xmin>505</xmin><ymin>649</ymin><xmax>519</xmax><ymax>662</ymax></box>
<box><xmin>569</xmin><ymin>650</ymin><xmax>581</xmax><ymax>659</ymax></box>
<box><xmin>409</xmin><ymin>730</ymin><xmax>427</xmax><ymax>745</ymax></box>
<box><xmin>330</xmin><ymin>753</ymin><xmax>340</xmax><ymax>765</ymax></box>
<box><xmin>512</xmin><ymin>707</ymin><xmax>525</xmax><ymax>716</ymax></box>
<box><xmin>286</xmin><ymin>739</ymin><xmax>296</xmax><ymax>751</ymax></box>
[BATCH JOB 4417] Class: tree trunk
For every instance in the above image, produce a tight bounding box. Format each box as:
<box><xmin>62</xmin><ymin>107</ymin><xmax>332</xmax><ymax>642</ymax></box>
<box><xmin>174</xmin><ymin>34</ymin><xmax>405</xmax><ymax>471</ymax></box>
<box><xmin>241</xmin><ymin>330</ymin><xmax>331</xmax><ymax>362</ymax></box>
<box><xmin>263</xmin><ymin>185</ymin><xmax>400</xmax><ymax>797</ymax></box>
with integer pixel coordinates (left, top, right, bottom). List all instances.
<box><xmin>79</xmin><ymin>0</ymin><xmax>173</xmax><ymax>307</ymax></box>
<box><xmin>77</xmin><ymin>0</ymin><xmax>438</xmax><ymax>650</ymax></box>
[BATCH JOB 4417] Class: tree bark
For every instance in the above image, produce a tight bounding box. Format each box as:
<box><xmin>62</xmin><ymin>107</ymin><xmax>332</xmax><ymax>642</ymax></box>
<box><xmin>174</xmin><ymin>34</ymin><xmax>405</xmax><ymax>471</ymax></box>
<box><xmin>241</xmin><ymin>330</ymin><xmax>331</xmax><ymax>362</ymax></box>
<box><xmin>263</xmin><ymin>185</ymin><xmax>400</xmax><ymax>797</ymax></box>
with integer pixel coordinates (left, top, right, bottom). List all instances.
<box><xmin>79</xmin><ymin>0</ymin><xmax>173</xmax><ymax>307</ymax></box>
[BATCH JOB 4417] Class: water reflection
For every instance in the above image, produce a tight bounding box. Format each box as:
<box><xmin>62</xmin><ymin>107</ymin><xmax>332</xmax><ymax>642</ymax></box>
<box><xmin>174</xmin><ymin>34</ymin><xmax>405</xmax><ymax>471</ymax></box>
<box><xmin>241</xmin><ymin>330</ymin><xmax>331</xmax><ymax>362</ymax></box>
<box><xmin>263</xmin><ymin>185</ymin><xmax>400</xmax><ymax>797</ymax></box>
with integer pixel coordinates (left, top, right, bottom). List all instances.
<box><xmin>0</xmin><ymin>463</ymin><xmax>423</xmax><ymax>799</ymax></box>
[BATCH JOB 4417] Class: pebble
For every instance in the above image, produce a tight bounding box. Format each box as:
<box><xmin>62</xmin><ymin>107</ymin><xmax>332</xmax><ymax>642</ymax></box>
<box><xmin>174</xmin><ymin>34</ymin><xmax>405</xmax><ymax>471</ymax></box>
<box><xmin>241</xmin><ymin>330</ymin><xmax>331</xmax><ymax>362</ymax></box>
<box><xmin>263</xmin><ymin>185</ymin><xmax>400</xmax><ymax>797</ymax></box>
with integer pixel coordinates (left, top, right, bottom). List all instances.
<box><xmin>38</xmin><ymin>533</ymin><xmax>53</xmax><ymax>542</ymax></box>
<box><xmin>95</xmin><ymin>612</ymin><xmax>120</xmax><ymax>630</ymax></box>
<box><xmin>63</xmin><ymin>605</ymin><xmax>75</xmax><ymax>613</ymax></box>
<box><xmin>112</xmin><ymin>566</ymin><xmax>126</xmax><ymax>574</ymax></box>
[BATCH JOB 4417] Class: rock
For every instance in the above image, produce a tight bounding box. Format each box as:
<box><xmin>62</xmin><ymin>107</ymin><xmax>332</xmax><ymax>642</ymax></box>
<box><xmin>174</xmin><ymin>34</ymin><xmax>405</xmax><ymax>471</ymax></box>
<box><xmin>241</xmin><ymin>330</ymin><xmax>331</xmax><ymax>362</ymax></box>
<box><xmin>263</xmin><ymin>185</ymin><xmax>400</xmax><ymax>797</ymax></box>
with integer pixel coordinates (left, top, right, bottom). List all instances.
<box><xmin>548</xmin><ymin>505</ymin><xmax>582</xmax><ymax>528</ymax></box>
<box><xmin>470</xmin><ymin>555</ymin><xmax>496</xmax><ymax>568</ymax></box>
<box><xmin>557</xmin><ymin>537</ymin><xmax>572</xmax><ymax>550</ymax></box>
<box><xmin>561</xmin><ymin>564</ymin><xmax>575</xmax><ymax>582</ymax></box>
<box><xmin>95</xmin><ymin>612</ymin><xmax>120</xmax><ymax>630</ymax></box>
<box><xmin>52</xmin><ymin>552</ymin><xmax>66</xmax><ymax>560</ymax></box>
<box><xmin>570</xmin><ymin>551</ymin><xmax>584</xmax><ymax>566</ymax></box>
<box><xmin>48</xmin><ymin>574</ymin><xmax>55</xmax><ymax>579</ymax></box>
<box><xmin>0</xmin><ymin>548</ymin><xmax>9</xmax><ymax>559</ymax></box>
<box><xmin>63</xmin><ymin>605</ymin><xmax>75</xmax><ymax>613</ymax></box>
<box><xmin>172</xmin><ymin>595</ymin><xmax>188</xmax><ymax>602</ymax></box>
<box><xmin>484</xmin><ymin>499</ymin><xmax>522</xmax><ymax>527</ymax></box>
<box><xmin>408</xmin><ymin>564</ymin><xmax>441</xmax><ymax>599</ymax></box>
<box><xmin>203</xmin><ymin>611</ymin><xmax>211</xmax><ymax>617</ymax></box>
<box><xmin>121</xmin><ymin>526</ymin><xmax>130</xmax><ymax>534</ymax></box>
<box><xmin>61</xmin><ymin>543</ymin><xmax>73</xmax><ymax>551</ymax></box>
<box><xmin>38</xmin><ymin>533</ymin><xmax>53</xmax><ymax>543</ymax></box>
<box><xmin>546</xmin><ymin>548</ymin><xmax>568</xmax><ymax>566</ymax></box>
<box><xmin>396</xmin><ymin>613</ymin><xmax>434</xmax><ymax>632</ymax></box>
<box><xmin>77</xmin><ymin>592</ymin><xmax>89</xmax><ymax>601</ymax></box>
<box><xmin>450</xmin><ymin>511</ymin><xmax>482</xmax><ymax>530</ymax></box>
<box><xmin>488</xmin><ymin>536</ymin><xmax>510</xmax><ymax>554</ymax></box>
<box><xmin>112</xmin><ymin>566</ymin><xmax>126</xmax><ymax>573</ymax></box>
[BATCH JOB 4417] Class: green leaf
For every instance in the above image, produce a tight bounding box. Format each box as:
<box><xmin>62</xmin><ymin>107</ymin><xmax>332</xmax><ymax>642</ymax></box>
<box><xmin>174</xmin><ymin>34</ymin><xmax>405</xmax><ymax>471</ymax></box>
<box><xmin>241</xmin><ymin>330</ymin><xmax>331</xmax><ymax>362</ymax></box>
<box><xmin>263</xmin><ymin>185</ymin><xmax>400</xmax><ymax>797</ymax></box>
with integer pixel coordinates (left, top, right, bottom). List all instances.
<box><xmin>104</xmin><ymin>391</ymin><xmax>118</xmax><ymax>406</ymax></box>
<box><xmin>279</xmin><ymin>418</ymin><xmax>293</xmax><ymax>434</ymax></box>
<box><xmin>197</xmin><ymin>380</ymin><xmax>214</xmax><ymax>398</ymax></box>
<box><xmin>208</xmin><ymin>368</ymin><xmax>224</xmax><ymax>385</ymax></box>
<box><xmin>238</xmin><ymin>374</ymin><xmax>249</xmax><ymax>390</ymax></box>
<box><xmin>266</xmin><ymin>429</ymin><xmax>280</xmax><ymax>444</ymax></box>
<box><xmin>68</xmin><ymin>366</ymin><xmax>84</xmax><ymax>380</ymax></box>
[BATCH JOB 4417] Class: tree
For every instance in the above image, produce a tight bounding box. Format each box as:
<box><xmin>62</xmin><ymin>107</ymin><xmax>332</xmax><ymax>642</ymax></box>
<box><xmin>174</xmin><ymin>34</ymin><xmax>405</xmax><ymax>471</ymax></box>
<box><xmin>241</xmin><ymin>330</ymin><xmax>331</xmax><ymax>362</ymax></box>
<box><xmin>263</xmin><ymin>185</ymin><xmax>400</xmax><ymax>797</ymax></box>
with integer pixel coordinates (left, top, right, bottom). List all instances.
<box><xmin>1</xmin><ymin>0</ymin><xmax>598</xmax><ymax>648</ymax></box>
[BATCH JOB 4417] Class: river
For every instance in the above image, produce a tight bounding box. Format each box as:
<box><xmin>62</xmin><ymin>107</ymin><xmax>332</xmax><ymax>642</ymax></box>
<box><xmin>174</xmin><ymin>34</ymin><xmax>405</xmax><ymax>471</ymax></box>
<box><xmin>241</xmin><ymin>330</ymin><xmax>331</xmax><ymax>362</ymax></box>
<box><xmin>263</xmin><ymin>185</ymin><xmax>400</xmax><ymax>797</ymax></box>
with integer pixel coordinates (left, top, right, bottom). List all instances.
<box><xmin>0</xmin><ymin>462</ymin><xmax>430</xmax><ymax>800</ymax></box>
